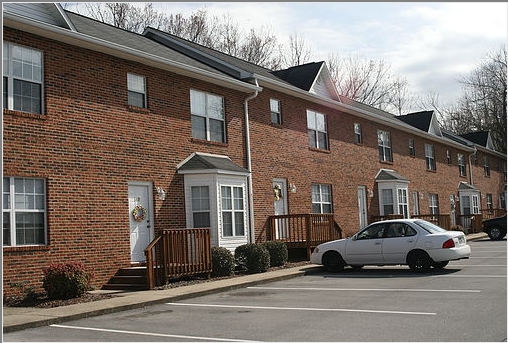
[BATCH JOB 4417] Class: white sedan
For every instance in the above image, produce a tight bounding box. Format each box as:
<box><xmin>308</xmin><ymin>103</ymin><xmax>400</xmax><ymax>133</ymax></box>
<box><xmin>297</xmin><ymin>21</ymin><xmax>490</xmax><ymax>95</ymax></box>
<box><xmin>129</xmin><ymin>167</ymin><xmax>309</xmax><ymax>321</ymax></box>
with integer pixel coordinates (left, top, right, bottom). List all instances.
<box><xmin>310</xmin><ymin>219</ymin><xmax>471</xmax><ymax>272</ymax></box>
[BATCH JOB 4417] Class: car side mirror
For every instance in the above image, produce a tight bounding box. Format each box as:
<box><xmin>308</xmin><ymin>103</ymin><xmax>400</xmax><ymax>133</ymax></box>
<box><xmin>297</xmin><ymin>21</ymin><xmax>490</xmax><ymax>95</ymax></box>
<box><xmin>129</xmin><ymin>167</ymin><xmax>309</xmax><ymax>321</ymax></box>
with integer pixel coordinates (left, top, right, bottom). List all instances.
<box><xmin>352</xmin><ymin>234</ymin><xmax>357</xmax><ymax>241</ymax></box>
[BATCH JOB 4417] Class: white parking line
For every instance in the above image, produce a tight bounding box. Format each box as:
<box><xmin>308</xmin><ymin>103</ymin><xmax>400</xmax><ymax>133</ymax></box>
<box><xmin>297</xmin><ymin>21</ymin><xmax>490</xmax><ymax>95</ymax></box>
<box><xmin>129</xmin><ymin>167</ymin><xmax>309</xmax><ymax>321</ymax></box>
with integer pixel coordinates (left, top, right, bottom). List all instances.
<box><xmin>248</xmin><ymin>286</ymin><xmax>480</xmax><ymax>293</ymax></box>
<box><xmin>166</xmin><ymin>302</ymin><xmax>436</xmax><ymax>316</ymax></box>
<box><xmin>431</xmin><ymin>275</ymin><xmax>506</xmax><ymax>278</ymax></box>
<box><xmin>50</xmin><ymin>324</ymin><xmax>252</xmax><ymax>342</ymax></box>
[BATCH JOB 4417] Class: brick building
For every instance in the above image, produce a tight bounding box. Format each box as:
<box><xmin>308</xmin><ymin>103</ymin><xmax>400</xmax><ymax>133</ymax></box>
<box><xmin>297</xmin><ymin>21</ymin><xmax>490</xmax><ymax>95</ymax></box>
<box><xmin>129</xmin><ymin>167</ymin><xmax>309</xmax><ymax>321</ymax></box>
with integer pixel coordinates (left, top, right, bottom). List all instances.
<box><xmin>3</xmin><ymin>4</ymin><xmax>506</xmax><ymax>295</ymax></box>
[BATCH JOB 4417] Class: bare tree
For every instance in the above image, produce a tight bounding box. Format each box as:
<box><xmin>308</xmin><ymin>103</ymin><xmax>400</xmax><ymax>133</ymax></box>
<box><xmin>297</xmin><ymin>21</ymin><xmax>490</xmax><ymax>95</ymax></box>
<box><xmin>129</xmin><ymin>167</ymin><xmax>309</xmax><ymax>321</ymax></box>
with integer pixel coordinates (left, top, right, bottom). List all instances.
<box><xmin>441</xmin><ymin>46</ymin><xmax>507</xmax><ymax>153</ymax></box>
<box><xmin>280</xmin><ymin>31</ymin><xmax>313</xmax><ymax>67</ymax></box>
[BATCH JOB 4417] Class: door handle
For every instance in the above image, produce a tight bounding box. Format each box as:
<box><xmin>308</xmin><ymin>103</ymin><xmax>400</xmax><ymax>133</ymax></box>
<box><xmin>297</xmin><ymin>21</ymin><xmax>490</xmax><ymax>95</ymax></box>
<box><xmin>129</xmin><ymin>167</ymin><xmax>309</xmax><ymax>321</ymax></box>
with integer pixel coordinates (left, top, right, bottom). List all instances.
<box><xmin>374</xmin><ymin>242</ymin><xmax>381</xmax><ymax>245</ymax></box>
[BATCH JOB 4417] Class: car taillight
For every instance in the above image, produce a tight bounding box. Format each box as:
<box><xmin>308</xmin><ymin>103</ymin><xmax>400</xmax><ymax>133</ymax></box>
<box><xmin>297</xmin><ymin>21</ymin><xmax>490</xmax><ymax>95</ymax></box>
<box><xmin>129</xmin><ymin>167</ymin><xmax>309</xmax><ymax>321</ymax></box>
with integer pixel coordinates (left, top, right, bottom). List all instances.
<box><xmin>442</xmin><ymin>238</ymin><xmax>455</xmax><ymax>249</ymax></box>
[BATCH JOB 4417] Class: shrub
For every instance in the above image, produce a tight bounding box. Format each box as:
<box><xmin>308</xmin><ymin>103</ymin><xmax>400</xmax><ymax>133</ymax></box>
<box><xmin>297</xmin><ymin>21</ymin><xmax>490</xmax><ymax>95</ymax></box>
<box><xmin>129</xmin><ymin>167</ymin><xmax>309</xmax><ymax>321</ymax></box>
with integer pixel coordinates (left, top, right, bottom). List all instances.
<box><xmin>42</xmin><ymin>262</ymin><xmax>93</xmax><ymax>300</ymax></box>
<box><xmin>211</xmin><ymin>246</ymin><xmax>235</xmax><ymax>277</ymax></box>
<box><xmin>234</xmin><ymin>243</ymin><xmax>270</xmax><ymax>274</ymax></box>
<box><xmin>262</xmin><ymin>241</ymin><xmax>288</xmax><ymax>266</ymax></box>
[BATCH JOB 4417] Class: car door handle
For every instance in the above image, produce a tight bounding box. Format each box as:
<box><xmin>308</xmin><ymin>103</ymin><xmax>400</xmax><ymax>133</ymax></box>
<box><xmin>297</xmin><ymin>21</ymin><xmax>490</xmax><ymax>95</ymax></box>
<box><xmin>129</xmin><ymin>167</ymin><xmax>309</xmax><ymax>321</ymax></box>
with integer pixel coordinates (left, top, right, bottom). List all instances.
<box><xmin>406</xmin><ymin>240</ymin><xmax>414</xmax><ymax>243</ymax></box>
<box><xmin>374</xmin><ymin>242</ymin><xmax>381</xmax><ymax>245</ymax></box>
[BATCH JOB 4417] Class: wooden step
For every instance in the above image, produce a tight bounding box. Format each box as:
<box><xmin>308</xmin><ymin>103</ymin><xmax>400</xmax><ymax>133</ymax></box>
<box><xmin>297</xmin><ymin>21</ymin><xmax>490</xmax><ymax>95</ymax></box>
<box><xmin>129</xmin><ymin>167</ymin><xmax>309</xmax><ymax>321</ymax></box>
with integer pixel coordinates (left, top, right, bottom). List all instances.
<box><xmin>102</xmin><ymin>267</ymin><xmax>148</xmax><ymax>291</ymax></box>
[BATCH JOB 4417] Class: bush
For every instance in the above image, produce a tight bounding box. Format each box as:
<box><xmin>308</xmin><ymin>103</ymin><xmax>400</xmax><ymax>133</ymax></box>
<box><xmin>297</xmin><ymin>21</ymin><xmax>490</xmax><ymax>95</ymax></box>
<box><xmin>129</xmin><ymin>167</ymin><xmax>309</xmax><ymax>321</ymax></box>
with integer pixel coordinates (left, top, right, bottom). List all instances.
<box><xmin>234</xmin><ymin>243</ymin><xmax>270</xmax><ymax>274</ymax></box>
<box><xmin>211</xmin><ymin>246</ymin><xmax>235</xmax><ymax>277</ymax></box>
<box><xmin>262</xmin><ymin>241</ymin><xmax>288</xmax><ymax>266</ymax></box>
<box><xmin>42</xmin><ymin>262</ymin><xmax>93</xmax><ymax>300</ymax></box>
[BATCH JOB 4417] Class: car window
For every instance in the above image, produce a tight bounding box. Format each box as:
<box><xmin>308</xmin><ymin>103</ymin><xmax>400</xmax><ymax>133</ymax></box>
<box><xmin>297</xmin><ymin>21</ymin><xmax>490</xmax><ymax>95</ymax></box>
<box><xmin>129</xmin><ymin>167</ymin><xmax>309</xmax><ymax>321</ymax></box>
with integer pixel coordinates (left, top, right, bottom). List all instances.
<box><xmin>386</xmin><ymin>223</ymin><xmax>417</xmax><ymax>237</ymax></box>
<box><xmin>357</xmin><ymin>223</ymin><xmax>385</xmax><ymax>240</ymax></box>
<box><xmin>414</xmin><ymin>220</ymin><xmax>447</xmax><ymax>234</ymax></box>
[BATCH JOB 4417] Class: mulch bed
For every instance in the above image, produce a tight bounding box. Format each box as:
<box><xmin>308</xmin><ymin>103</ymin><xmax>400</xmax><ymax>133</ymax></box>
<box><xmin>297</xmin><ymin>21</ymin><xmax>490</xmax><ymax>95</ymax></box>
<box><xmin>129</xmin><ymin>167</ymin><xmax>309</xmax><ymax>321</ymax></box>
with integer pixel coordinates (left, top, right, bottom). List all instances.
<box><xmin>4</xmin><ymin>261</ymin><xmax>311</xmax><ymax>309</ymax></box>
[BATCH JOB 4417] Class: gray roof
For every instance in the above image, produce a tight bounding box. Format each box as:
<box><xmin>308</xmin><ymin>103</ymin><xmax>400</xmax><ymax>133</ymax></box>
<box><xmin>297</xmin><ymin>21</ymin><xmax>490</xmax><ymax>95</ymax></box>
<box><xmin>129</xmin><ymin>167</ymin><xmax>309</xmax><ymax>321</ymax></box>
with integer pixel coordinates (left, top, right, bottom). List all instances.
<box><xmin>458</xmin><ymin>181</ymin><xmax>478</xmax><ymax>191</ymax></box>
<box><xmin>375</xmin><ymin>169</ymin><xmax>409</xmax><ymax>182</ymax></box>
<box><xmin>177</xmin><ymin>153</ymin><xmax>249</xmax><ymax>174</ymax></box>
<box><xmin>64</xmin><ymin>11</ymin><xmax>234</xmax><ymax>77</ymax></box>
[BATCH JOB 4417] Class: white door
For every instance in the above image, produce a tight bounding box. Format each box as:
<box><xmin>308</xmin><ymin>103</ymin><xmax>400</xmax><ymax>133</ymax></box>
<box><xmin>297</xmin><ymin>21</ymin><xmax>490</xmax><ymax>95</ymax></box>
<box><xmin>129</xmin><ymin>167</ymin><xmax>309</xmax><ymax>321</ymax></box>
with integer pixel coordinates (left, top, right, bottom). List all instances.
<box><xmin>273</xmin><ymin>179</ymin><xmax>288</xmax><ymax>239</ymax></box>
<box><xmin>357</xmin><ymin>186</ymin><xmax>368</xmax><ymax>229</ymax></box>
<box><xmin>128</xmin><ymin>183</ymin><xmax>153</xmax><ymax>263</ymax></box>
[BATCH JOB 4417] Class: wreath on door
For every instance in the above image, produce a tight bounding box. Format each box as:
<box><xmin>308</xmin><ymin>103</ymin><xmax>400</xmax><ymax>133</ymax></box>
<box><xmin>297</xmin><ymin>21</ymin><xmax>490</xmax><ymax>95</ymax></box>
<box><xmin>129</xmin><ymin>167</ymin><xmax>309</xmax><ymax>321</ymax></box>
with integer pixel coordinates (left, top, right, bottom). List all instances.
<box><xmin>131</xmin><ymin>205</ymin><xmax>147</xmax><ymax>221</ymax></box>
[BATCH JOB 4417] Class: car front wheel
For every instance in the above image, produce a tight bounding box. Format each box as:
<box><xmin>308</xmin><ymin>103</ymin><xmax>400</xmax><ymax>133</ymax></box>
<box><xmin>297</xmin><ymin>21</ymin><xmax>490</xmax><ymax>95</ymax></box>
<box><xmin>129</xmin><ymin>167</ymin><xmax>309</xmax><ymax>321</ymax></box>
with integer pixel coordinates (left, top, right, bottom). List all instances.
<box><xmin>407</xmin><ymin>250</ymin><xmax>431</xmax><ymax>273</ymax></box>
<box><xmin>322</xmin><ymin>251</ymin><xmax>345</xmax><ymax>273</ymax></box>
<box><xmin>487</xmin><ymin>226</ymin><xmax>506</xmax><ymax>240</ymax></box>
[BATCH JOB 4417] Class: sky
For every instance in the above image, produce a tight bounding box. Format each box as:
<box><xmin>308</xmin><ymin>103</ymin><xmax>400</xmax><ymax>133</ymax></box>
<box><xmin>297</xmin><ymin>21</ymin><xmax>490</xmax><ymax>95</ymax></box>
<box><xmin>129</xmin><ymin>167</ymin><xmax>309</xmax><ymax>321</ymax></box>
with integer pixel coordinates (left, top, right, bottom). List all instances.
<box><xmin>66</xmin><ymin>2</ymin><xmax>507</xmax><ymax>107</ymax></box>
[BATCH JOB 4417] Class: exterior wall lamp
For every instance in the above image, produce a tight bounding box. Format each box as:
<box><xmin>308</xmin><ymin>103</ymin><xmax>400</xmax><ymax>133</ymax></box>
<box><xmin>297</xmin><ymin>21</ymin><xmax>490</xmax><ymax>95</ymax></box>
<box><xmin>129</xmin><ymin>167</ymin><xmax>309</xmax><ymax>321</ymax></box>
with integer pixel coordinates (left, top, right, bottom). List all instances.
<box><xmin>156</xmin><ymin>187</ymin><xmax>166</xmax><ymax>201</ymax></box>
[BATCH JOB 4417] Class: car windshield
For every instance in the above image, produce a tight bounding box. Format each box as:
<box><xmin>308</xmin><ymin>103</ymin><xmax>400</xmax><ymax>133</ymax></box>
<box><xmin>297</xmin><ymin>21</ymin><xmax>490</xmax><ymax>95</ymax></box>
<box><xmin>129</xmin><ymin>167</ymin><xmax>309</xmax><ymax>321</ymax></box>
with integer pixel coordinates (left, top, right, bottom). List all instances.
<box><xmin>414</xmin><ymin>220</ymin><xmax>447</xmax><ymax>234</ymax></box>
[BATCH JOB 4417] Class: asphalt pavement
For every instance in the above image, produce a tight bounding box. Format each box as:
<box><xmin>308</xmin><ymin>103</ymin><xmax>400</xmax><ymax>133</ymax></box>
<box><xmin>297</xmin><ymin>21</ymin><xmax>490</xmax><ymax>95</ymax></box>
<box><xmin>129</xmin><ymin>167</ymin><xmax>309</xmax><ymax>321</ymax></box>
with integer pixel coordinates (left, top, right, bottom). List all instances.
<box><xmin>2</xmin><ymin>232</ymin><xmax>488</xmax><ymax>333</ymax></box>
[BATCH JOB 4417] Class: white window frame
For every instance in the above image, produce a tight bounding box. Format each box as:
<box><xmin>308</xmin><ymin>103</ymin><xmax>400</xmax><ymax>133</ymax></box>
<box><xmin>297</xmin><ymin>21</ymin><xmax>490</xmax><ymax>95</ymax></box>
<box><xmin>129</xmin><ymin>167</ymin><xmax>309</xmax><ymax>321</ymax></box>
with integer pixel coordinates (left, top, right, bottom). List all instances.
<box><xmin>311</xmin><ymin>184</ymin><xmax>332</xmax><ymax>213</ymax></box>
<box><xmin>270</xmin><ymin>98</ymin><xmax>281</xmax><ymax>125</ymax></box>
<box><xmin>3</xmin><ymin>177</ymin><xmax>47</xmax><ymax>246</ymax></box>
<box><xmin>397</xmin><ymin>188</ymin><xmax>409</xmax><ymax>218</ymax></box>
<box><xmin>354</xmin><ymin>123</ymin><xmax>363</xmax><ymax>144</ymax></box>
<box><xmin>190</xmin><ymin>89</ymin><xmax>225</xmax><ymax>143</ymax></box>
<box><xmin>377</xmin><ymin>130</ymin><xmax>392</xmax><ymax>162</ymax></box>
<box><xmin>220</xmin><ymin>185</ymin><xmax>245</xmax><ymax>237</ymax></box>
<box><xmin>458</xmin><ymin>154</ymin><xmax>466</xmax><ymax>177</ymax></box>
<box><xmin>483</xmin><ymin>156</ymin><xmax>490</xmax><ymax>177</ymax></box>
<box><xmin>3</xmin><ymin>42</ymin><xmax>43</xmax><ymax>114</ymax></box>
<box><xmin>307</xmin><ymin>110</ymin><xmax>328</xmax><ymax>150</ymax></box>
<box><xmin>127</xmin><ymin>73</ymin><xmax>146</xmax><ymax>108</ymax></box>
<box><xmin>425</xmin><ymin>144</ymin><xmax>436</xmax><ymax>171</ymax></box>
<box><xmin>190</xmin><ymin>186</ymin><xmax>211</xmax><ymax>228</ymax></box>
<box><xmin>429</xmin><ymin>193</ymin><xmax>439</xmax><ymax>215</ymax></box>
<box><xmin>408</xmin><ymin>138</ymin><xmax>415</xmax><ymax>156</ymax></box>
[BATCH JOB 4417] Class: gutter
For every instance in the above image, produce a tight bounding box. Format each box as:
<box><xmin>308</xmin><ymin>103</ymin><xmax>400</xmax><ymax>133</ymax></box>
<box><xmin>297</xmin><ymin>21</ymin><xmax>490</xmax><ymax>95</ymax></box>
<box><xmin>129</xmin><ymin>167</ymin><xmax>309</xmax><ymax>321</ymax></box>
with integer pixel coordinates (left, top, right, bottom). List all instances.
<box><xmin>244</xmin><ymin>79</ymin><xmax>260</xmax><ymax>244</ymax></box>
<box><xmin>469</xmin><ymin>146</ymin><xmax>477</xmax><ymax>186</ymax></box>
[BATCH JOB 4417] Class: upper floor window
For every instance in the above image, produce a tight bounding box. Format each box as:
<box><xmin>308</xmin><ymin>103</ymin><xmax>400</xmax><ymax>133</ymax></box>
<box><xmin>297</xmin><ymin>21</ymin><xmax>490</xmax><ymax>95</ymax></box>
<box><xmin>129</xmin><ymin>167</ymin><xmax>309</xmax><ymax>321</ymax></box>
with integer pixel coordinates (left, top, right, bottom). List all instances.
<box><xmin>3</xmin><ymin>42</ymin><xmax>43</xmax><ymax>114</ymax></box>
<box><xmin>354</xmin><ymin>123</ymin><xmax>363</xmax><ymax>144</ymax></box>
<box><xmin>221</xmin><ymin>186</ymin><xmax>245</xmax><ymax>237</ymax></box>
<box><xmin>486</xmin><ymin>193</ymin><xmax>493</xmax><ymax>210</ymax></box>
<box><xmin>311</xmin><ymin>184</ymin><xmax>332</xmax><ymax>213</ymax></box>
<box><xmin>3</xmin><ymin>177</ymin><xmax>46</xmax><ymax>246</ymax></box>
<box><xmin>446</xmin><ymin>150</ymin><xmax>452</xmax><ymax>165</ymax></box>
<box><xmin>425</xmin><ymin>144</ymin><xmax>436</xmax><ymax>171</ymax></box>
<box><xmin>270</xmin><ymin>98</ymin><xmax>281</xmax><ymax>125</ymax></box>
<box><xmin>408</xmin><ymin>139</ymin><xmax>415</xmax><ymax>156</ymax></box>
<box><xmin>483</xmin><ymin>156</ymin><xmax>490</xmax><ymax>177</ymax></box>
<box><xmin>307</xmin><ymin>110</ymin><xmax>328</xmax><ymax>150</ymax></box>
<box><xmin>377</xmin><ymin>130</ymin><xmax>392</xmax><ymax>162</ymax></box>
<box><xmin>127</xmin><ymin>73</ymin><xmax>146</xmax><ymax>108</ymax></box>
<box><xmin>190</xmin><ymin>89</ymin><xmax>225</xmax><ymax>143</ymax></box>
<box><xmin>458</xmin><ymin>154</ymin><xmax>466</xmax><ymax>177</ymax></box>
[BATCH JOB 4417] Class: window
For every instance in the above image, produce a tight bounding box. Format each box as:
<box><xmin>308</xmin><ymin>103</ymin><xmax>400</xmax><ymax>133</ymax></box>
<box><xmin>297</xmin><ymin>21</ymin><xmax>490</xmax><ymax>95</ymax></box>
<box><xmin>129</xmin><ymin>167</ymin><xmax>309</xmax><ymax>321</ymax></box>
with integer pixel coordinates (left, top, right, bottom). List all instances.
<box><xmin>429</xmin><ymin>193</ymin><xmax>439</xmax><ymax>215</ymax></box>
<box><xmin>446</xmin><ymin>150</ymin><xmax>452</xmax><ymax>165</ymax></box>
<box><xmin>190</xmin><ymin>89</ymin><xmax>225</xmax><ymax>143</ymax></box>
<box><xmin>458</xmin><ymin>154</ymin><xmax>466</xmax><ymax>177</ymax></box>
<box><xmin>221</xmin><ymin>186</ymin><xmax>245</xmax><ymax>237</ymax></box>
<box><xmin>408</xmin><ymin>139</ymin><xmax>415</xmax><ymax>156</ymax></box>
<box><xmin>354</xmin><ymin>123</ymin><xmax>363</xmax><ymax>144</ymax></box>
<box><xmin>486</xmin><ymin>193</ymin><xmax>493</xmax><ymax>210</ymax></box>
<box><xmin>397</xmin><ymin>188</ymin><xmax>409</xmax><ymax>218</ymax></box>
<box><xmin>191</xmin><ymin>186</ymin><xmax>210</xmax><ymax>227</ymax></box>
<box><xmin>311</xmin><ymin>184</ymin><xmax>332</xmax><ymax>213</ymax></box>
<box><xmin>377</xmin><ymin>130</ymin><xmax>392</xmax><ymax>162</ymax></box>
<box><xmin>127</xmin><ymin>73</ymin><xmax>146</xmax><ymax>108</ymax></box>
<box><xmin>483</xmin><ymin>156</ymin><xmax>490</xmax><ymax>177</ymax></box>
<box><xmin>270</xmin><ymin>98</ymin><xmax>281</xmax><ymax>125</ymax></box>
<box><xmin>381</xmin><ymin>189</ymin><xmax>394</xmax><ymax>215</ymax></box>
<box><xmin>307</xmin><ymin>110</ymin><xmax>328</xmax><ymax>150</ymax></box>
<box><xmin>472</xmin><ymin>195</ymin><xmax>480</xmax><ymax>214</ymax></box>
<box><xmin>3</xmin><ymin>42</ymin><xmax>43</xmax><ymax>114</ymax></box>
<box><xmin>461</xmin><ymin>195</ymin><xmax>471</xmax><ymax>215</ymax></box>
<box><xmin>3</xmin><ymin>177</ymin><xmax>46</xmax><ymax>246</ymax></box>
<box><xmin>425</xmin><ymin>144</ymin><xmax>436</xmax><ymax>171</ymax></box>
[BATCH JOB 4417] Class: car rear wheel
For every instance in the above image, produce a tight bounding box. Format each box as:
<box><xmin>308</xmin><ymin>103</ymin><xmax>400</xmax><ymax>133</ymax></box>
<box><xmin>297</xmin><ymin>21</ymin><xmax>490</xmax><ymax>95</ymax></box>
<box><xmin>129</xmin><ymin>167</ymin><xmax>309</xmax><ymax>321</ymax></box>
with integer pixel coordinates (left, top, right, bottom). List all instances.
<box><xmin>432</xmin><ymin>261</ymin><xmax>449</xmax><ymax>269</ymax></box>
<box><xmin>322</xmin><ymin>251</ymin><xmax>345</xmax><ymax>273</ymax></box>
<box><xmin>407</xmin><ymin>250</ymin><xmax>431</xmax><ymax>273</ymax></box>
<box><xmin>487</xmin><ymin>226</ymin><xmax>506</xmax><ymax>240</ymax></box>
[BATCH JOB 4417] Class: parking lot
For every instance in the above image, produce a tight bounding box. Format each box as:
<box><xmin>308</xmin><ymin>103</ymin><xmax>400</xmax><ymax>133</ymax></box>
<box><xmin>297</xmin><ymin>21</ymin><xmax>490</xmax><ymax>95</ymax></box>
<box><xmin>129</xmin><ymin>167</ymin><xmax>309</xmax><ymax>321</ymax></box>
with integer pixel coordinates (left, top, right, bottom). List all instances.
<box><xmin>4</xmin><ymin>238</ymin><xmax>506</xmax><ymax>342</ymax></box>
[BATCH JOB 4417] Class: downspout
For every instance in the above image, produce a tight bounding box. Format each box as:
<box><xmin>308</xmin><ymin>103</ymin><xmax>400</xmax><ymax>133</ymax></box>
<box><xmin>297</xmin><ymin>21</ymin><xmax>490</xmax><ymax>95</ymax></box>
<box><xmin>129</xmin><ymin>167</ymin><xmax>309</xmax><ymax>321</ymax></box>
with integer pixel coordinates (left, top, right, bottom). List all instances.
<box><xmin>468</xmin><ymin>146</ymin><xmax>477</xmax><ymax>186</ymax></box>
<box><xmin>244</xmin><ymin>79</ymin><xmax>259</xmax><ymax>244</ymax></box>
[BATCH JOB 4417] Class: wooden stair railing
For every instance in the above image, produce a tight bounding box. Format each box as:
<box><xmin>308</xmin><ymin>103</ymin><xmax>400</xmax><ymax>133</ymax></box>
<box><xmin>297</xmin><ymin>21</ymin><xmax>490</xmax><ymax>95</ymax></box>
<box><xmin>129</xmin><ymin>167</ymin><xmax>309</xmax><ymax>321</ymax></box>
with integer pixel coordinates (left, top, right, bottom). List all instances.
<box><xmin>145</xmin><ymin>228</ymin><xmax>212</xmax><ymax>290</ymax></box>
<box><xmin>267</xmin><ymin>214</ymin><xmax>343</xmax><ymax>259</ymax></box>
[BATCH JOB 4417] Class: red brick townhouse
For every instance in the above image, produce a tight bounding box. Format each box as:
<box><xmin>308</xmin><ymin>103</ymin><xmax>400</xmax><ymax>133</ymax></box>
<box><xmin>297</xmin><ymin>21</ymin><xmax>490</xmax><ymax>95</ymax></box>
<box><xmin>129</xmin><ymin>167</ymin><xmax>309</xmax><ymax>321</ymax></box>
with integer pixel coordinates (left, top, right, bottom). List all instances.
<box><xmin>3</xmin><ymin>4</ymin><xmax>506</xmax><ymax>295</ymax></box>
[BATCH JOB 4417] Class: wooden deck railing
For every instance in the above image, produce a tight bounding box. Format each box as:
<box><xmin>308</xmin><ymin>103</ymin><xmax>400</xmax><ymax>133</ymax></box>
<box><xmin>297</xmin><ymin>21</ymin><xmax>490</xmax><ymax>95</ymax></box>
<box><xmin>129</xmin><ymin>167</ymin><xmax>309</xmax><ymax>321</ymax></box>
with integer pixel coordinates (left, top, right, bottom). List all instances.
<box><xmin>267</xmin><ymin>213</ymin><xmax>342</xmax><ymax>259</ymax></box>
<box><xmin>145</xmin><ymin>228</ymin><xmax>212</xmax><ymax>290</ymax></box>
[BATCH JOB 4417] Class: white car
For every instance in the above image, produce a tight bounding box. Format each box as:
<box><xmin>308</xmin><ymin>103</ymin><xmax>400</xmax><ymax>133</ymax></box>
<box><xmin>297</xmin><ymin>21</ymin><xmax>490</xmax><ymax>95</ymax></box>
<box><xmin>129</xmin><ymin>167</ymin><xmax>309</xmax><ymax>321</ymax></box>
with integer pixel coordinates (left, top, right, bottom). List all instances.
<box><xmin>310</xmin><ymin>219</ymin><xmax>471</xmax><ymax>272</ymax></box>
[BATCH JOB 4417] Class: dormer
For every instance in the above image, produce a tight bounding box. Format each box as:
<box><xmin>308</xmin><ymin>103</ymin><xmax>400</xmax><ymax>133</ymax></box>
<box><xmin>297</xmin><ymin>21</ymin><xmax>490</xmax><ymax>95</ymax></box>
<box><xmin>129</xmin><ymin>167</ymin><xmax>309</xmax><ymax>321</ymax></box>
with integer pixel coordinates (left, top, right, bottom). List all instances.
<box><xmin>397</xmin><ymin>110</ymin><xmax>442</xmax><ymax>137</ymax></box>
<box><xmin>3</xmin><ymin>3</ymin><xmax>76</xmax><ymax>30</ymax></box>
